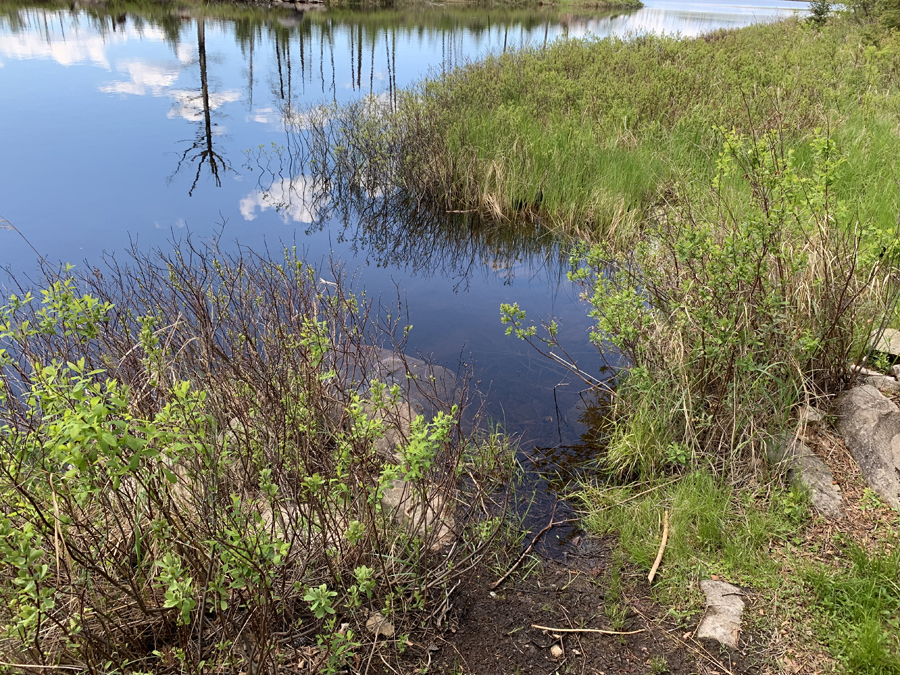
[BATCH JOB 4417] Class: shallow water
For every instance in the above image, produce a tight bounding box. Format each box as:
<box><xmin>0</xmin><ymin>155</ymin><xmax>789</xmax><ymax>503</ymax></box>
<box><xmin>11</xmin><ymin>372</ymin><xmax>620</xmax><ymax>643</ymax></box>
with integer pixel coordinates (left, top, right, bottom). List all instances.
<box><xmin>0</xmin><ymin>0</ymin><xmax>802</xmax><ymax>548</ymax></box>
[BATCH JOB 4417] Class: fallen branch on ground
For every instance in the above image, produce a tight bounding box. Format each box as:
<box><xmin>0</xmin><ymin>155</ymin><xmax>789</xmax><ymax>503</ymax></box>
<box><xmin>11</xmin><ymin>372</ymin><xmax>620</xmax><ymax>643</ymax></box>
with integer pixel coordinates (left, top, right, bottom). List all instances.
<box><xmin>647</xmin><ymin>510</ymin><xmax>669</xmax><ymax>584</ymax></box>
<box><xmin>489</xmin><ymin>516</ymin><xmax>568</xmax><ymax>590</ymax></box>
<box><xmin>531</xmin><ymin>624</ymin><xmax>645</xmax><ymax>636</ymax></box>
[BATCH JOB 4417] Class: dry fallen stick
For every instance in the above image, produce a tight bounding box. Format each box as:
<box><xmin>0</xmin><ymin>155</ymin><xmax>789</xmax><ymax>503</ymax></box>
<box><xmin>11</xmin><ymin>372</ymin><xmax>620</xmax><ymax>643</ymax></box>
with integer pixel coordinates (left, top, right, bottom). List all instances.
<box><xmin>532</xmin><ymin>624</ymin><xmax>645</xmax><ymax>636</ymax></box>
<box><xmin>489</xmin><ymin>517</ymin><xmax>568</xmax><ymax>590</ymax></box>
<box><xmin>647</xmin><ymin>510</ymin><xmax>669</xmax><ymax>585</ymax></box>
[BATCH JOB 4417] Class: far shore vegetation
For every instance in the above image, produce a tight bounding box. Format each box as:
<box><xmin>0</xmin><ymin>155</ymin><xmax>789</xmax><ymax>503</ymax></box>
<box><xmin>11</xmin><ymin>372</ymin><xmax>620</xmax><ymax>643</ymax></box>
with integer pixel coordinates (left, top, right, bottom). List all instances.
<box><xmin>0</xmin><ymin>0</ymin><xmax>642</xmax><ymax>21</ymax></box>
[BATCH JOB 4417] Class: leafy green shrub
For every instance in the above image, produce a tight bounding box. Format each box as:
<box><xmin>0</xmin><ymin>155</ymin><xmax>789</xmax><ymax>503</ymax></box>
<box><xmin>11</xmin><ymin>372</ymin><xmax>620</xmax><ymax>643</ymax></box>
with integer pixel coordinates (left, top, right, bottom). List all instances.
<box><xmin>505</xmin><ymin>130</ymin><xmax>897</xmax><ymax>479</ymax></box>
<box><xmin>0</xmin><ymin>241</ymin><xmax>509</xmax><ymax>672</ymax></box>
<box><xmin>574</xmin><ymin>130</ymin><xmax>897</xmax><ymax>477</ymax></box>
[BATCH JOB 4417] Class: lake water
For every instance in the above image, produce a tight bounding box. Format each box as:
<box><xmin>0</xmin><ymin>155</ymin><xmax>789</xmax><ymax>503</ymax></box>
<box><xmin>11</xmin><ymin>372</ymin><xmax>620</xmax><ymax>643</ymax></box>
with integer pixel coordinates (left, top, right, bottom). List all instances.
<box><xmin>0</xmin><ymin>0</ymin><xmax>803</xmax><ymax>545</ymax></box>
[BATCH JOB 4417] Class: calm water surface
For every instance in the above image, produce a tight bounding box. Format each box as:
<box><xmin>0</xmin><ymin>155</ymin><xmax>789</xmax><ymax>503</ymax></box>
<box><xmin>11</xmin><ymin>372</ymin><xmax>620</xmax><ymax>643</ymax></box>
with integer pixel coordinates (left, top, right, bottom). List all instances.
<box><xmin>0</xmin><ymin>0</ymin><xmax>802</xmax><ymax>543</ymax></box>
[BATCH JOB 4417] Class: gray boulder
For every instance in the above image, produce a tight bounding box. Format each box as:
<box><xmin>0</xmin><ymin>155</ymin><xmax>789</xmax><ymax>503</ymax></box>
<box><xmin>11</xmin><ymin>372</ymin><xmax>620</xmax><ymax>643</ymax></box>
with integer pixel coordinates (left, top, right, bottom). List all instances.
<box><xmin>862</xmin><ymin>375</ymin><xmax>900</xmax><ymax>393</ymax></box>
<box><xmin>835</xmin><ymin>385</ymin><xmax>900</xmax><ymax>510</ymax></box>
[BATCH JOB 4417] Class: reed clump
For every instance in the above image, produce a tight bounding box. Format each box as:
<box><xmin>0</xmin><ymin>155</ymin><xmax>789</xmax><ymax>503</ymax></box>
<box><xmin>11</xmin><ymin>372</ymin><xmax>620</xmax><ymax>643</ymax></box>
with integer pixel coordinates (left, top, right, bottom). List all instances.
<box><xmin>0</xmin><ymin>239</ymin><xmax>513</xmax><ymax>673</ymax></box>
<box><xmin>355</xmin><ymin>12</ymin><xmax>900</xmax><ymax>239</ymax></box>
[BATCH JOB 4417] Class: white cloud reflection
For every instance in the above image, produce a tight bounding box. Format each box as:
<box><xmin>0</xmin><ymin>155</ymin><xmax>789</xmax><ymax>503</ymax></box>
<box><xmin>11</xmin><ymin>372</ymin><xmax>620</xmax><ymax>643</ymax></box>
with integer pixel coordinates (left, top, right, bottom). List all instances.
<box><xmin>100</xmin><ymin>60</ymin><xmax>180</xmax><ymax>96</ymax></box>
<box><xmin>0</xmin><ymin>13</ymin><xmax>168</xmax><ymax>68</ymax></box>
<box><xmin>240</xmin><ymin>176</ymin><xmax>329</xmax><ymax>224</ymax></box>
<box><xmin>167</xmin><ymin>89</ymin><xmax>241</xmax><ymax>122</ymax></box>
<box><xmin>245</xmin><ymin>104</ymin><xmax>329</xmax><ymax>132</ymax></box>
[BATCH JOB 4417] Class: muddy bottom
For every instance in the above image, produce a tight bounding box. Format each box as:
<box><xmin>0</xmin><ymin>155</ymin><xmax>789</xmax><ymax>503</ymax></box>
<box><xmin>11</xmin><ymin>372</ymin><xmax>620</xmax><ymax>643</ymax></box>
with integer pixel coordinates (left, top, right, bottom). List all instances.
<box><xmin>412</xmin><ymin>536</ymin><xmax>763</xmax><ymax>675</ymax></box>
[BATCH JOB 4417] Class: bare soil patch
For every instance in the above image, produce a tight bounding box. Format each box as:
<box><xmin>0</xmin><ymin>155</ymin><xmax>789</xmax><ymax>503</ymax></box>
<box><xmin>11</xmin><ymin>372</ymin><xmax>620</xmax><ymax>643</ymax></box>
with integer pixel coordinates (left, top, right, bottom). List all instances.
<box><xmin>414</xmin><ymin>536</ymin><xmax>766</xmax><ymax>675</ymax></box>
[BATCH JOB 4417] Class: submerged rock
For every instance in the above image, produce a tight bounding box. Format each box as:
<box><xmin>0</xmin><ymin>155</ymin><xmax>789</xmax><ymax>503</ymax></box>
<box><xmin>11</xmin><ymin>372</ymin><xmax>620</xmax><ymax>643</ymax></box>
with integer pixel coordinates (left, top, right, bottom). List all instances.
<box><xmin>696</xmin><ymin>580</ymin><xmax>745</xmax><ymax>649</ymax></box>
<box><xmin>381</xmin><ymin>478</ymin><xmax>455</xmax><ymax>550</ymax></box>
<box><xmin>835</xmin><ymin>385</ymin><xmax>900</xmax><ymax>510</ymax></box>
<box><xmin>366</xmin><ymin>611</ymin><xmax>395</xmax><ymax>638</ymax></box>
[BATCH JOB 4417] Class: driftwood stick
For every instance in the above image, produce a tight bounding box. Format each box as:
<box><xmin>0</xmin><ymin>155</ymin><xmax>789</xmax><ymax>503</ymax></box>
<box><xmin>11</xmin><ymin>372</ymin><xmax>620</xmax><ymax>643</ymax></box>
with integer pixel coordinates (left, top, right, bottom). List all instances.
<box><xmin>531</xmin><ymin>624</ymin><xmax>645</xmax><ymax>636</ymax></box>
<box><xmin>489</xmin><ymin>517</ymin><xmax>567</xmax><ymax>591</ymax></box>
<box><xmin>647</xmin><ymin>510</ymin><xmax>669</xmax><ymax>584</ymax></box>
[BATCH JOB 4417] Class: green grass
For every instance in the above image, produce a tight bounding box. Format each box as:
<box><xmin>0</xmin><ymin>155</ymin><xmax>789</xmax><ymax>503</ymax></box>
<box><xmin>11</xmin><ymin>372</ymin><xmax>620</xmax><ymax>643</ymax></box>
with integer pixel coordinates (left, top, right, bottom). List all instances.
<box><xmin>385</xmin><ymin>14</ymin><xmax>900</xmax><ymax>238</ymax></box>
<box><xmin>578</xmin><ymin>472</ymin><xmax>900</xmax><ymax>672</ymax></box>
<box><xmin>806</xmin><ymin>542</ymin><xmax>900</xmax><ymax>674</ymax></box>
<box><xmin>580</xmin><ymin>472</ymin><xmax>808</xmax><ymax>594</ymax></box>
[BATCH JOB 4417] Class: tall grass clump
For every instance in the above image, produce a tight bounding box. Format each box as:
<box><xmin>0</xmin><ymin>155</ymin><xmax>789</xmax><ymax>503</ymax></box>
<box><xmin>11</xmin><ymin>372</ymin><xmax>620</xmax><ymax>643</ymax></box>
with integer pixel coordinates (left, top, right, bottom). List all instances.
<box><xmin>0</xmin><ymin>239</ymin><xmax>511</xmax><ymax>673</ymax></box>
<box><xmin>338</xmin><ymin>13</ymin><xmax>900</xmax><ymax>239</ymax></box>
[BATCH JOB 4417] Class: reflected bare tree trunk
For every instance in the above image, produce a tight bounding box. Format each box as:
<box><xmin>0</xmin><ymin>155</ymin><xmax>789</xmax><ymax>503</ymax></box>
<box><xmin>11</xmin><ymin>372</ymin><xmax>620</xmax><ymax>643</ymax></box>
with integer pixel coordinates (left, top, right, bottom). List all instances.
<box><xmin>170</xmin><ymin>19</ymin><xmax>232</xmax><ymax>196</ymax></box>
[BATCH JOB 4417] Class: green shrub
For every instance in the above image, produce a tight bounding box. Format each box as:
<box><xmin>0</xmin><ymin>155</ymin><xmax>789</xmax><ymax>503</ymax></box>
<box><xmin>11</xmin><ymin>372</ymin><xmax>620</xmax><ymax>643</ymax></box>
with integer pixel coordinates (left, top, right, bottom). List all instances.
<box><xmin>574</xmin><ymin>130</ymin><xmax>897</xmax><ymax>477</ymax></box>
<box><xmin>505</xmin><ymin>130</ymin><xmax>897</xmax><ymax>479</ymax></box>
<box><xmin>0</xmin><ymin>242</ymin><xmax>510</xmax><ymax>672</ymax></box>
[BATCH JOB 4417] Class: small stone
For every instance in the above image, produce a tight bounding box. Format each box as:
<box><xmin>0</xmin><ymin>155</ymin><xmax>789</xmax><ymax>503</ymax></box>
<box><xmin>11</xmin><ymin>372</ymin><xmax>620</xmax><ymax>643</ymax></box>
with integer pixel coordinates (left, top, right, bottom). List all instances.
<box><xmin>550</xmin><ymin>645</ymin><xmax>564</xmax><ymax>659</ymax></box>
<box><xmin>766</xmin><ymin>434</ymin><xmax>843</xmax><ymax>518</ymax></box>
<box><xmin>892</xmin><ymin>364</ymin><xmax>900</xmax><ymax>380</ymax></box>
<box><xmin>850</xmin><ymin>364</ymin><xmax>883</xmax><ymax>379</ymax></box>
<box><xmin>696</xmin><ymin>579</ymin><xmax>744</xmax><ymax>649</ymax></box>
<box><xmin>366</xmin><ymin>611</ymin><xmax>395</xmax><ymax>638</ymax></box>
<box><xmin>796</xmin><ymin>404</ymin><xmax>825</xmax><ymax>425</ymax></box>
<box><xmin>790</xmin><ymin>453</ymin><xmax>843</xmax><ymax>519</ymax></box>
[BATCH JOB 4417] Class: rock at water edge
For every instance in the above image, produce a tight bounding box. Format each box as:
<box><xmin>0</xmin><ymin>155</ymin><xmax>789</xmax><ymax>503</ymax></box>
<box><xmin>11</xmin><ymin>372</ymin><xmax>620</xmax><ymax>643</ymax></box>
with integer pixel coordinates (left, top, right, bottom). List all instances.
<box><xmin>696</xmin><ymin>580</ymin><xmax>745</xmax><ymax>649</ymax></box>
<box><xmin>835</xmin><ymin>385</ymin><xmax>900</xmax><ymax>510</ymax></box>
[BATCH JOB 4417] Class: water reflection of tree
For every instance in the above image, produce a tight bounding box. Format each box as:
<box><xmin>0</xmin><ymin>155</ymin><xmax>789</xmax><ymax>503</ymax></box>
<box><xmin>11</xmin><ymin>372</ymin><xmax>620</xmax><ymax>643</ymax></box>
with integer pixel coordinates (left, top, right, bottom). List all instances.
<box><xmin>242</xmin><ymin>109</ymin><xmax>567</xmax><ymax>291</ymax></box>
<box><xmin>169</xmin><ymin>19</ymin><xmax>233</xmax><ymax>196</ymax></box>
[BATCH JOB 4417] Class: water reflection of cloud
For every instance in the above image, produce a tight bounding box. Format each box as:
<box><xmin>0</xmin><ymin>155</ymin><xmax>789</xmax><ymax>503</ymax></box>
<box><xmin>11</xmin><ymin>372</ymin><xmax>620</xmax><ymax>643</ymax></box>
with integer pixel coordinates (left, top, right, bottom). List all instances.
<box><xmin>100</xmin><ymin>60</ymin><xmax>180</xmax><ymax>96</ymax></box>
<box><xmin>0</xmin><ymin>14</ymin><xmax>168</xmax><ymax>68</ymax></box>
<box><xmin>239</xmin><ymin>176</ymin><xmax>329</xmax><ymax>224</ymax></box>
<box><xmin>561</xmin><ymin>4</ymin><xmax>797</xmax><ymax>38</ymax></box>
<box><xmin>246</xmin><ymin>105</ymin><xmax>328</xmax><ymax>132</ymax></box>
<box><xmin>177</xmin><ymin>42</ymin><xmax>195</xmax><ymax>64</ymax></box>
<box><xmin>168</xmin><ymin>89</ymin><xmax>241</xmax><ymax>122</ymax></box>
<box><xmin>0</xmin><ymin>29</ymin><xmax>114</xmax><ymax>68</ymax></box>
